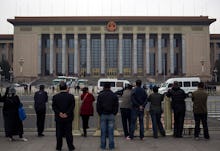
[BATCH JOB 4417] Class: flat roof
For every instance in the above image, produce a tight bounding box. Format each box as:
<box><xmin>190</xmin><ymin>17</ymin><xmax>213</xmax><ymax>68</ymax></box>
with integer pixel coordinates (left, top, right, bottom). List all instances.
<box><xmin>7</xmin><ymin>16</ymin><xmax>216</xmax><ymax>26</ymax></box>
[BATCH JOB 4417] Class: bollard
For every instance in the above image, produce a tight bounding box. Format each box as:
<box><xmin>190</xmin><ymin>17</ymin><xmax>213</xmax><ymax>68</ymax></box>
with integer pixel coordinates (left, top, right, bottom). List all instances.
<box><xmin>163</xmin><ymin>96</ymin><xmax>173</xmax><ymax>135</ymax></box>
<box><xmin>72</xmin><ymin>96</ymin><xmax>81</xmax><ymax>136</ymax></box>
<box><xmin>144</xmin><ymin>111</ymin><xmax>152</xmax><ymax>136</ymax></box>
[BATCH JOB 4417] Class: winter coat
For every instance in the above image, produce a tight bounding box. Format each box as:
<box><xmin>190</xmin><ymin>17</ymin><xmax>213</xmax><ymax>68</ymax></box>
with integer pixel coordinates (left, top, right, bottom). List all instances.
<box><xmin>80</xmin><ymin>92</ymin><xmax>95</xmax><ymax>116</ymax></box>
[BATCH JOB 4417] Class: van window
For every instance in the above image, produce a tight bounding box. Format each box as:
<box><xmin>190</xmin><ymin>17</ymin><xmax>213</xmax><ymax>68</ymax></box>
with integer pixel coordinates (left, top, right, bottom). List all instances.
<box><xmin>183</xmin><ymin>81</ymin><xmax>190</xmax><ymax>87</ymax></box>
<box><xmin>178</xmin><ymin>82</ymin><xmax>182</xmax><ymax>87</ymax></box>
<box><xmin>116</xmin><ymin>82</ymin><xmax>123</xmax><ymax>87</ymax></box>
<box><xmin>192</xmin><ymin>81</ymin><xmax>199</xmax><ymax>87</ymax></box>
<box><xmin>168</xmin><ymin>83</ymin><xmax>173</xmax><ymax>88</ymax></box>
<box><xmin>100</xmin><ymin>82</ymin><xmax>115</xmax><ymax>87</ymax></box>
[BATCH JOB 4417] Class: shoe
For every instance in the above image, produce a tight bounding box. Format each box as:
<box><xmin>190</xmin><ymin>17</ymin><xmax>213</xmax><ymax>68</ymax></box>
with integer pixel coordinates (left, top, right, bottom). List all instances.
<box><xmin>126</xmin><ymin>136</ymin><xmax>131</xmax><ymax>140</ymax></box>
<box><xmin>38</xmin><ymin>134</ymin><xmax>45</xmax><ymax>137</ymax></box>
<box><xmin>19</xmin><ymin>137</ymin><xmax>28</xmax><ymax>142</ymax></box>
<box><xmin>195</xmin><ymin>137</ymin><xmax>199</xmax><ymax>141</ymax></box>
<box><xmin>8</xmin><ymin>137</ymin><xmax>15</xmax><ymax>141</ymax></box>
<box><xmin>140</xmin><ymin>137</ymin><xmax>144</xmax><ymax>140</ymax></box>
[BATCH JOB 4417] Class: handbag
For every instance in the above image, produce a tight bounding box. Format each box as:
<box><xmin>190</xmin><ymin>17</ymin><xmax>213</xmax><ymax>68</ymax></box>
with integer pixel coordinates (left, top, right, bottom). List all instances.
<box><xmin>18</xmin><ymin>104</ymin><xmax>27</xmax><ymax>121</ymax></box>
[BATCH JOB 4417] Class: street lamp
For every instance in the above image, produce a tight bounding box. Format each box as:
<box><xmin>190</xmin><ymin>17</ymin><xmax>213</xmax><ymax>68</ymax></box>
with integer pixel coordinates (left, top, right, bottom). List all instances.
<box><xmin>9</xmin><ymin>68</ymin><xmax>13</xmax><ymax>83</ymax></box>
<box><xmin>214</xmin><ymin>68</ymin><xmax>218</xmax><ymax>82</ymax></box>
<box><xmin>19</xmin><ymin>57</ymin><xmax>24</xmax><ymax>75</ymax></box>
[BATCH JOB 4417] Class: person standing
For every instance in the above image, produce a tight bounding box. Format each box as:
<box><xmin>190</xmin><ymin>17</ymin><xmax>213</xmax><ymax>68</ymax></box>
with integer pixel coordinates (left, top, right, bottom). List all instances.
<box><xmin>192</xmin><ymin>82</ymin><xmax>210</xmax><ymax>140</ymax></box>
<box><xmin>148</xmin><ymin>86</ymin><xmax>165</xmax><ymax>138</ymax></box>
<box><xmin>34</xmin><ymin>85</ymin><xmax>48</xmax><ymax>137</ymax></box>
<box><xmin>166</xmin><ymin>81</ymin><xmax>187</xmax><ymax>138</ymax></box>
<box><xmin>52</xmin><ymin>81</ymin><xmax>75</xmax><ymax>151</ymax></box>
<box><xmin>128</xmin><ymin>79</ymin><xmax>148</xmax><ymax>140</ymax></box>
<box><xmin>80</xmin><ymin>87</ymin><xmax>95</xmax><ymax>137</ymax></box>
<box><xmin>0</xmin><ymin>87</ymin><xmax>27</xmax><ymax>141</ymax></box>
<box><xmin>120</xmin><ymin>84</ymin><xmax>132</xmax><ymax>138</ymax></box>
<box><xmin>96</xmin><ymin>82</ymin><xmax>119</xmax><ymax>150</ymax></box>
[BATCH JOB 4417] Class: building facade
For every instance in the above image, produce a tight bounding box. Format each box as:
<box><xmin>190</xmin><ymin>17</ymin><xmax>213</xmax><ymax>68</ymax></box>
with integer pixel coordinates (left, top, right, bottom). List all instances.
<box><xmin>4</xmin><ymin>16</ymin><xmax>216</xmax><ymax>81</ymax></box>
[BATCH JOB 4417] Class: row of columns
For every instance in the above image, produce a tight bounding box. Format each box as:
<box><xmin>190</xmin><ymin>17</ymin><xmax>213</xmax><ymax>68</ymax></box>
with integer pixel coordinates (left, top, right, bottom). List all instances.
<box><xmin>38</xmin><ymin>33</ymin><xmax>186</xmax><ymax>76</ymax></box>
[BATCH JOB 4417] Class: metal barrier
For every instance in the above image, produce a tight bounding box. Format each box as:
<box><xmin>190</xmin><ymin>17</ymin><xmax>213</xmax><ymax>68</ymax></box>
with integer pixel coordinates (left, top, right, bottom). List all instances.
<box><xmin>1</xmin><ymin>94</ymin><xmax>220</xmax><ymax>136</ymax></box>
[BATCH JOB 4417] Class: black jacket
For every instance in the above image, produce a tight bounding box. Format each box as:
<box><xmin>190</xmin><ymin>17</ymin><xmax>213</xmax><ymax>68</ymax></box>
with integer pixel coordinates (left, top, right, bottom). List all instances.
<box><xmin>96</xmin><ymin>89</ymin><xmax>119</xmax><ymax>115</ymax></box>
<box><xmin>52</xmin><ymin>91</ymin><xmax>75</xmax><ymax>122</ymax></box>
<box><xmin>34</xmin><ymin>90</ymin><xmax>48</xmax><ymax>112</ymax></box>
<box><xmin>166</xmin><ymin>87</ymin><xmax>187</xmax><ymax>111</ymax></box>
<box><xmin>131</xmin><ymin>87</ymin><xmax>148</xmax><ymax>109</ymax></box>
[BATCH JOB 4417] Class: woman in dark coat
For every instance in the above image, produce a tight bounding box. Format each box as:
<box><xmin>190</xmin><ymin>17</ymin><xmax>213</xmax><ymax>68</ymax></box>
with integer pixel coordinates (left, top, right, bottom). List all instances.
<box><xmin>80</xmin><ymin>87</ymin><xmax>95</xmax><ymax>137</ymax></box>
<box><xmin>1</xmin><ymin>87</ymin><xmax>27</xmax><ymax>141</ymax></box>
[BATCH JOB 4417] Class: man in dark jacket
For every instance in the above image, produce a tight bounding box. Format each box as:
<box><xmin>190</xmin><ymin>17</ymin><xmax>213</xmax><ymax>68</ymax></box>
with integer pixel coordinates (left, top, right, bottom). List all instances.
<box><xmin>192</xmin><ymin>82</ymin><xmax>210</xmax><ymax>140</ymax></box>
<box><xmin>166</xmin><ymin>81</ymin><xmax>187</xmax><ymax>138</ymax></box>
<box><xmin>34</xmin><ymin>85</ymin><xmax>48</xmax><ymax>137</ymax></box>
<box><xmin>128</xmin><ymin>79</ymin><xmax>148</xmax><ymax>140</ymax></box>
<box><xmin>96</xmin><ymin>82</ymin><xmax>119</xmax><ymax>150</ymax></box>
<box><xmin>52</xmin><ymin>81</ymin><xmax>75</xmax><ymax>151</ymax></box>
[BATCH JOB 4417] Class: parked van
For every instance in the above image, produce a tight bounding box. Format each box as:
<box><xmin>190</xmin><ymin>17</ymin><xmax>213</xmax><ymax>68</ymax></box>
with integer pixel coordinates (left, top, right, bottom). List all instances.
<box><xmin>97</xmin><ymin>78</ymin><xmax>130</xmax><ymax>93</ymax></box>
<box><xmin>158</xmin><ymin>77</ymin><xmax>201</xmax><ymax>96</ymax></box>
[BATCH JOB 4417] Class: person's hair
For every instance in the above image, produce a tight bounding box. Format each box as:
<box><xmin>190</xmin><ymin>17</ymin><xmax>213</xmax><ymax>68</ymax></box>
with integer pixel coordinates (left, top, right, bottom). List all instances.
<box><xmin>82</xmin><ymin>87</ymin><xmax>88</xmax><ymax>92</ymax></box>
<box><xmin>104</xmin><ymin>82</ymin><xmax>111</xmax><ymax>89</ymax></box>
<box><xmin>39</xmin><ymin>85</ymin><xmax>45</xmax><ymax>90</ymax></box>
<box><xmin>8</xmin><ymin>87</ymin><xmax>16</xmax><ymax>95</ymax></box>
<box><xmin>152</xmin><ymin>86</ymin><xmax>158</xmax><ymax>93</ymax></box>
<box><xmin>59</xmin><ymin>81</ymin><xmax>67</xmax><ymax>90</ymax></box>
<box><xmin>136</xmin><ymin>79</ymin><xmax>142</xmax><ymax>87</ymax></box>
<box><xmin>198</xmin><ymin>82</ymin><xmax>204</xmax><ymax>88</ymax></box>
<box><xmin>173</xmin><ymin>81</ymin><xmax>179</xmax><ymax>87</ymax></box>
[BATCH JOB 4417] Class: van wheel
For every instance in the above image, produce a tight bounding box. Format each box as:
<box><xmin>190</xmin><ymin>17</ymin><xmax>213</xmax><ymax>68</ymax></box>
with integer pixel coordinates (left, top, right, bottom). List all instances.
<box><xmin>188</xmin><ymin>92</ymin><xmax>192</xmax><ymax>97</ymax></box>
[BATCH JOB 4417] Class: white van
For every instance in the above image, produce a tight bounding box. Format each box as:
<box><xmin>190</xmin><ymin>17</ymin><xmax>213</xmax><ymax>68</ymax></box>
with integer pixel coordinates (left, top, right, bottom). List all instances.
<box><xmin>158</xmin><ymin>77</ymin><xmax>201</xmax><ymax>96</ymax></box>
<box><xmin>97</xmin><ymin>78</ymin><xmax>130</xmax><ymax>93</ymax></box>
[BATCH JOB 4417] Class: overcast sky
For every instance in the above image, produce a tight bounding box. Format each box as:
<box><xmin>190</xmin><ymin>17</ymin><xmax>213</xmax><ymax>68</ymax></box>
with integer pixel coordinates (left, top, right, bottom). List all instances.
<box><xmin>0</xmin><ymin>0</ymin><xmax>220</xmax><ymax>34</ymax></box>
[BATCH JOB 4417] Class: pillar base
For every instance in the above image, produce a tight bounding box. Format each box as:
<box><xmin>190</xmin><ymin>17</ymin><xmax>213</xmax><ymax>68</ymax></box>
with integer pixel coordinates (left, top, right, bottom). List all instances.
<box><xmin>72</xmin><ymin>130</ymin><xmax>81</xmax><ymax>136</ymax></box>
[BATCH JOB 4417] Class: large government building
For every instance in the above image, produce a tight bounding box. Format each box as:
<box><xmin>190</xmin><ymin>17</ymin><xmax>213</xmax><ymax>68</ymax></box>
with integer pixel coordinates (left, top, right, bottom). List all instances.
<box><xmin>1</xmin><ymin>16</ymin><xmax>219</xmax><ymax>82</ymax></box>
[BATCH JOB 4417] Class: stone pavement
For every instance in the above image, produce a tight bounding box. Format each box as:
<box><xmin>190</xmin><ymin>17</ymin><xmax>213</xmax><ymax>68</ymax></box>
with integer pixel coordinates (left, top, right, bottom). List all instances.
<box><xmin>0</xmin><ymin>131</ymin><xmax>220</xmax><ymax>151</ymax></box>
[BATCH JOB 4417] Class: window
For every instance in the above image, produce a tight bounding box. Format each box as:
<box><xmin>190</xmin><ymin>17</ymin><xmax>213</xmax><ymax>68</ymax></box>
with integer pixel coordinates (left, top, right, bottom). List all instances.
<box><xmin>123</xmin><ymin>35</ymin><xmax>132</xmax><ymax>68</ymax></box>
<box><xmin>68</xmin><ymin>39</ymin><xmax>74</xmax><ymax>48</ymax></box>
<box><xmin>183</xmin><ymin>81</ymin><xmax>190</xmax><ymax>87</ymax></box>
<box><xmin>56</xmin><ymin>53</ymin><xmax>62</xmax><ymax>74</ymax></box>
<box><xmin>149</xmin><ymin>38</ymin><xmax>155</xmax><ymax>48</ymax></box>
<box><xmin>217</xmin><ymin>43</ymin><xmax>220</xmax><ymax>49</ymax></box>
<box><xmin>106</xmin><ymin>35</ymin><xmax>118</xmax><ymax>68</ymax></box>
<box><xmin>149</xmin><ymin>52</ymin><xmax>155</xmax><ymax>75</ymax></box>
<box><xmin>68</xmin><ymin>52</ymin><xmax>74</xmax><ymax>75</ymax></box>
<box><xmin>178</xmin><ymin>82</ymin><xmax>182</xmax><ymax>87</ymax></box>
<box><xmin>137</xmin><ymin>35</ymin><xmax>144</xmax><ymax>68</ymax></box>
<box><xmin>162</xmin><ymin>38</ymin><xmax>168</xmax><ymax>48</ymax></box>
<box><xmin>91</xmin><ymin>35</ymin><xmax>101</xmax><ymax>68</ymax></box>
<box><xmin>100</xmin><ymin>82</ymin><xmax>115</xmax><ymax>87</ymax></box>
<box><xmin>79</xmin><ymin>35</ymin><xmax>87</xmax><ymax>69</ymax></box>
<box><xmin>116</xmin><ymin>82</ymin><xmax>123</xmax><ymax>87</ymax></box>
<box><xmin>192</xmin><ymin>81</ymin><xmax>199</xmax><ymax>87</ymax></box>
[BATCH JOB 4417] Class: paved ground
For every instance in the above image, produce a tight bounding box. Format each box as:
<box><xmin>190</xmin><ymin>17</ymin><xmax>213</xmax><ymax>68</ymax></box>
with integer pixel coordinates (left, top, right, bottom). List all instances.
<box><xmin>0</xmin><ymin>131</ymin><xmax>220</xmax><ymax>151</ymax></box>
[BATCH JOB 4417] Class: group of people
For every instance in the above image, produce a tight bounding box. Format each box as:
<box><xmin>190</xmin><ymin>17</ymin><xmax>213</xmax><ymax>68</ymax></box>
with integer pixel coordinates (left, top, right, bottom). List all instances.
<box><xmin>0</xmin><ymin>79</ymin><xmax>210</xmax><ymax>151</ymax></box>
<box><xmin>119</xmin><ymin>80</ymin><xmax>210</xmax><ymax>142</ymax></box>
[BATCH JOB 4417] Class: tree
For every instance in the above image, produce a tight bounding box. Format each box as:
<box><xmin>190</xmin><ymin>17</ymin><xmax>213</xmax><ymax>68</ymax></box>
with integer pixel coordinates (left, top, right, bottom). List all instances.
<box><xmin>0</xmin><ymin>60</ymin><xmax>11</xmax><ymax>80</ymax></box>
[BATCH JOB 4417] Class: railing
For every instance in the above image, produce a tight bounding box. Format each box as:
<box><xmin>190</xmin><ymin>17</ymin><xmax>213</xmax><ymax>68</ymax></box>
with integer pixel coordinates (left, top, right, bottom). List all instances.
<box><xmin>1</xmin><ymin>91</ymin><xmax>220</xmax><ymax>136</ymax></box>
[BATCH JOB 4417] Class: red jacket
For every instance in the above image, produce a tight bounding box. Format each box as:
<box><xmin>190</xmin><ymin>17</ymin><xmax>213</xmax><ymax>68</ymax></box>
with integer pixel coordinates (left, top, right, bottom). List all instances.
<box><xmin>80</xmin><ymin>92</ymin><xmax>95</xmax><ymax>116</ymax></box>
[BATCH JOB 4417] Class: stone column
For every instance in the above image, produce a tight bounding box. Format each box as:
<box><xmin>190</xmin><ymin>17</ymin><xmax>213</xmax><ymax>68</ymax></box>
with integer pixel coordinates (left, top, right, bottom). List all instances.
<box><xmin>163</xmin><ymin>96</ymin><xmax>173</xmax><ymax>135</ymax></box>
<box><xmin>38</xmin><ymin>34</ymin><xmax>42</xmax><ymax>75</ymax></box>
<box><xmin>101</xmin><ymin>34</ymin><xmax>105</xmax><ymax>75</ymax></box>
<box><xmin>133</xmin><ymin>34</ymin><xmax>137</xmax><ymax>75</ymax></box>
<box><xmin>158</xmin><ymin>33</ymin><xmax>162</xmax><ymax>74</ymax></box>
<box><xmin>73</xmin><ymin>96</ymin><xmax>81</xmax><ymax>136</ymax></box>
<box><xmin>74</xmin><ymin>34</ymin><xmax>78</xmax><ymax>75</ymax></box>
<box><xmin>170</xmin><ymin>34</ymin><xmax>174</xmax><ymax>74</ymax></box>
<box><xmin>146</xmin><ymin>33</ymin><xmax>150</xmax><ymax>74</ymax></box>
<box><xmin>62</xmin><ymin>34</ymin><xmax>66</xmax><ymax>75</ymax></box>
<box><xmin>86</xmin><ymin>33</ymin><xmax>91</xmax><ymax>75</ymax></box>
<box><xmin>182</xmin><ymin>34</ymin><xmax>186</xmax><ymax>74</ymax></box>
<box><xmin>119</xmin><ymin>33</ymin><xmax>123</xmax><ymax>74</ymax></box>
<box><xmin>49</xmin><ymin>34</ymin><xmax>54</xmax><ymax>75</ymax></box>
